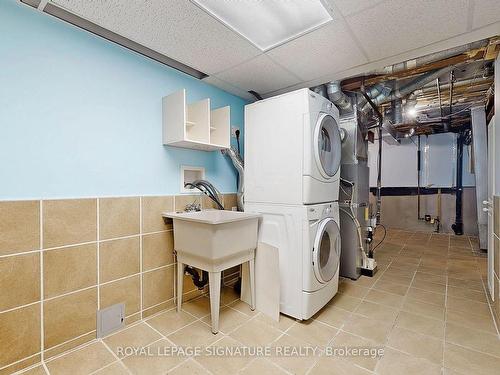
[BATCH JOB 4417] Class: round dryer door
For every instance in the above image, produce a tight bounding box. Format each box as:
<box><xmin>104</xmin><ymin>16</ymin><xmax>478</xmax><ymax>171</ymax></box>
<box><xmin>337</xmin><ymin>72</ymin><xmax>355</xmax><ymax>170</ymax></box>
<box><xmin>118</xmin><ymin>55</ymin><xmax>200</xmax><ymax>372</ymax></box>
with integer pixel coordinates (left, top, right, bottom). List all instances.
<box><xmin>313</xmin><ymin>218</ymin><xmax>340</xmax><ymax>284</ymax></box>
<box><xmin>314</xmin><ymin>114</ymin><xmax>341</xmax><ymax>178</ymax></box>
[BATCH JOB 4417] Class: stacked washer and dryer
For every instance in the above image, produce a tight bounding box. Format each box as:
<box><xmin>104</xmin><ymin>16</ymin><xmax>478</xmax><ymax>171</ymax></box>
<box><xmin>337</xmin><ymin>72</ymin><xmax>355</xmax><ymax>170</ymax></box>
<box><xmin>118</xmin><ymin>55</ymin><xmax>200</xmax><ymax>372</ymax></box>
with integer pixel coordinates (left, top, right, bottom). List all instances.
<box><xmin>244</xmin><ymin>88</ymin><xmax>343</xmax><ymax>320</ymax></box>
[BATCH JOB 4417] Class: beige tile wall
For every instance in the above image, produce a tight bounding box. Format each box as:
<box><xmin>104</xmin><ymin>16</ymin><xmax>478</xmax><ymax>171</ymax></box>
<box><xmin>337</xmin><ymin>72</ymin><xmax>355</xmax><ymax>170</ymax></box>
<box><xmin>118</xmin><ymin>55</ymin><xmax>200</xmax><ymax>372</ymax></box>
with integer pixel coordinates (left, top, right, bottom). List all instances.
<box><xmin>0</xmin><ymin>193</ymin><xmax>238</xmax><ymax>373</ymax></box>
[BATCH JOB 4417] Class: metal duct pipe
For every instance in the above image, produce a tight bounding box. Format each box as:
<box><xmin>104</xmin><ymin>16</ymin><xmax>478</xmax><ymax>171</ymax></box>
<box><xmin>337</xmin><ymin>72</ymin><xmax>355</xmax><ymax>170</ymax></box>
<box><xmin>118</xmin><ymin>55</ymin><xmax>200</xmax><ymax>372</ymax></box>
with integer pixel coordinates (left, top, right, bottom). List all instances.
<box><xmin>448</xmin><ymin>70</ymin><xmax>455</xmax><ymax>130</ymax></box>
<box><xmin>374</xmin><ymin>40</ymin><xmax>488</xmax><ymax>75</ymax></box>
<box><xmin>362</xmin><ymin>66</ymin><xmax>452</xmax><ymax>113</ymax></box>
<box><xmin>367</xmin><ymin>83</ymin><xmax>391</xmax><ymax>98</ymax></box>
<box><xmin>409</xmin><ymin>76</ymin><xmax>492</xmax><ymax>100</ymax></box>
<box><xmin>358</xmin><ymin>83</ymin><xmax>392</xmax><ymax>109</ymax></box>
<box><xmin>312</xmin><ymin>84</ymin><xmax>328</xmax><ymax>98</ymax></box>
<box><xmin>392</xmin><ymin>99</ymin><xmax>403</xmax><ymax>124</ymax></box>
<box><xmin>326</xmin><ymin>81</ymin><xmax>353</xmax><ymax>112</ymax></box>
<box><xmin>405</xmin><ymin>76</ymin><xmax>493</xmax><ymax>113</ymax></box>
<box><xmin>221</xmin><ymin>147</ymin><xmax>244</xmax><ymax>211</ymax></box>
<box><xmin>416</xmin><ymin>40</ymin><xmax>486</xmax><ymax>66</ymax></box>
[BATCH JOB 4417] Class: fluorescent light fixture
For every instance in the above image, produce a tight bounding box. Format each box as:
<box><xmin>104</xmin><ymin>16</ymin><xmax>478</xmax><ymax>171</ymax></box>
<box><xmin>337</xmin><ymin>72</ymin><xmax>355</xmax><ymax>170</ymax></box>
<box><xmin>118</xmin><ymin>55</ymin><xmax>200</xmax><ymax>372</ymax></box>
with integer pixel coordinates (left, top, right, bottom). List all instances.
<box><xmin>193</xmin><ymin>0</ymin><xmax>332</xmax><ymax>51</ymax></box>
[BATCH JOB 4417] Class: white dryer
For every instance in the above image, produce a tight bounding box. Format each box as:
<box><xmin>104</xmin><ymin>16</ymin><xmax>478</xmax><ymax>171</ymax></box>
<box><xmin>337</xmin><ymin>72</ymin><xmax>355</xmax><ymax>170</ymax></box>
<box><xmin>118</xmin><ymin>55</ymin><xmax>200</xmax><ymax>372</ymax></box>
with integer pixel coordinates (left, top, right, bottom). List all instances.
<box><xmin>245</xmin><ymin>201</ymin><xmax>341</xmax><ymax>320</ymax></box>
<box><xmin>245</xmin><ymin>88</ymin><xmax>342</xmax><ymax>205</ymax></box>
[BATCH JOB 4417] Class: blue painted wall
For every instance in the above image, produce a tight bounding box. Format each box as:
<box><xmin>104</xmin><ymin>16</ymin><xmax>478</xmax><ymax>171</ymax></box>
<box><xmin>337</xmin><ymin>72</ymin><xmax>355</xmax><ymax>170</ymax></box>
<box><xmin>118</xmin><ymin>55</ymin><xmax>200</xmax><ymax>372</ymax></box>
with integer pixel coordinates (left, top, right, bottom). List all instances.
<box><xmin>0</xmin><ymin>1</ymin><xmax>247</xmax><ymax>200</ymax></box>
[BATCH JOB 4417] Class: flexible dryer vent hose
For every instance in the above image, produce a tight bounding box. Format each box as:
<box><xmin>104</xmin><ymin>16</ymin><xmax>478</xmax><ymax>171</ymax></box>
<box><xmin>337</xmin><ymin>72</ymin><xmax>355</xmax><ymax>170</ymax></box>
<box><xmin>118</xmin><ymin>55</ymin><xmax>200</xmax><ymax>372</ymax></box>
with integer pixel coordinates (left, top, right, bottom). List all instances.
<box><xmin>221</xmin><ymin>146</ymin><xmax>244</xmax><ymax>211</ymax></box>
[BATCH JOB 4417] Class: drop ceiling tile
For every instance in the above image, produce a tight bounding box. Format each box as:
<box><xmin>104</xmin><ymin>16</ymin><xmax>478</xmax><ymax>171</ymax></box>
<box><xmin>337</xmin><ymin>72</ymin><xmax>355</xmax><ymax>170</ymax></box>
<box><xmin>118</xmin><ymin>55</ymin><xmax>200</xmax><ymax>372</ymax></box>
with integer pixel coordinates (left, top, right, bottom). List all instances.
<box><xmin>51</xmin><ymin>0</ymin><xmax>189</xmax><ymax>41</ymax></box>
<box><xmin>51</xmin><ymin>0</ymin><xmax>261</xmax><ymax>75</ymax></box>
<box><xmin>345</xmin><ymin>0</ymin><xmax>470</xmax><ymax>61</ymax></box>
<box><xmin>266</xmin><ymin>21</ymin><xmax>367</xmax><ymax>82</ymax></box>
<box><xmin>472</xmin><ymin>0</ymin><xmax>500</xmax><ymax>29</ymax></box>
<box><xmin>214</xmin><ymin>55</ymin><xmax>301</xmax><ymax>95</ymax></box>
<box><xmin>158</xmin><ymin>10</ymin><xmax>261</xmax><ymax>74</ymax></box>
<box><xmin>327</xmin><ymin>0</ymin><xmax>387</xmax><ymax>17</ymax></box>
<box><xmin>201</xmin><ymin>76</ymin><xmax>255</xmax><ymax>101</ymax></box>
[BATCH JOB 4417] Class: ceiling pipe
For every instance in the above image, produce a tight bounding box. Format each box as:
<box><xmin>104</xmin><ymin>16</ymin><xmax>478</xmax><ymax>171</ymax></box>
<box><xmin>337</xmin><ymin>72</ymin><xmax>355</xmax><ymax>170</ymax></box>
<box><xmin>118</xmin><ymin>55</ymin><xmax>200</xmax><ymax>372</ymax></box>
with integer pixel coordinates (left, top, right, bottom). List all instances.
<box><xmin>373</xmin><ymin>40</ymin><xmax>488</xmax><ymax>75</ymax></box>
<box><xmin>392</xmin><ymin>99</ymin><xmax>403</xmax><ymax>124</ymax></box>
<box><xmin>313</xmin><ymin>81</ymin><xmax>390</xmax><ymax>117</ymax></box>
<box><xmin>362</xmin><ymin>66</ymin><xmax>453</xmax><ymax>113</ymax></box>
<box><xmin>437</xmin><ymin>77</ymin><xmax>445</xmax><ymax>130</ymax></box>
<box><xmin>312</xmin><ymin>84</ymin><xmax>328</xmax><ymax>98</ymax></box>
<box><xmin>406</xmin><ymin>76</ymin><xmax>492</xmax><ymax>106</ymax></box>
<box><xmin>366</xmin><ymin>83</ymin><xmax>391</xmax><ymax>98</ymax></box>
<box><xmin>326</xmin><ymin>81</ymin><xmax>353</xmax><ymax>112</ymax></box>
<box><xmin>359</xmin><ymin>84</ymin><xmax>383</xmax><ymax>225</ymax></box>
<box><xmin>448</xmin><ymin>70</ymin><xmax>455</xmax><ymax>130</ymax></box>
<box><xmin>357</xmin><ymin>83</ymin><xmax>392</xmax><ymax>110</ymax></box>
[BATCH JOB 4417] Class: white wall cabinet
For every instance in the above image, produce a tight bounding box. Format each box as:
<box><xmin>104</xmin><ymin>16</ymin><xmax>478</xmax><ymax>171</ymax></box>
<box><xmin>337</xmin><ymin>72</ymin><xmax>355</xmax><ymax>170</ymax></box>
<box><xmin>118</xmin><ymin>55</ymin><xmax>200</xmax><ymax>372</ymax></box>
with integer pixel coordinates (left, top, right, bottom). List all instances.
<box><xmin>162</xmin><ymin>89</ymin><xmax>230</xmax><ymax>151</ymax></box>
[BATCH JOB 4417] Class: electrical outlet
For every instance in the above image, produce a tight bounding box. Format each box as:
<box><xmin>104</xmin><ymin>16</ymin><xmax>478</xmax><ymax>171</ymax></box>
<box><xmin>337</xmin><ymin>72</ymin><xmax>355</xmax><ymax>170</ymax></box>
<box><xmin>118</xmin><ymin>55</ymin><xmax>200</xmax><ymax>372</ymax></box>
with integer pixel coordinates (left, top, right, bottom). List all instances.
<box><xmin>231</xmin><ymin>126</ymin><xmax>239</xmax><ymax>138</ymax></box>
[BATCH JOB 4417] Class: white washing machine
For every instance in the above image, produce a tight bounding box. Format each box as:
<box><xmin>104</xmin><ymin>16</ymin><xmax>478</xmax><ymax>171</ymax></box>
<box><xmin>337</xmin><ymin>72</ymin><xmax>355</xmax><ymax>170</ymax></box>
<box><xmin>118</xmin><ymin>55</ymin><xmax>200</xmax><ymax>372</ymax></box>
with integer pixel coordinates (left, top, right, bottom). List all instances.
<box><xmin>245</xmin><ymin>201</ymin><xmax>341</xmax><ymax>320</ymax></box>
<box><xmin>245</xmin><ymin>88</ymin><xmax>342</xmax><ymax>205</ymax></box>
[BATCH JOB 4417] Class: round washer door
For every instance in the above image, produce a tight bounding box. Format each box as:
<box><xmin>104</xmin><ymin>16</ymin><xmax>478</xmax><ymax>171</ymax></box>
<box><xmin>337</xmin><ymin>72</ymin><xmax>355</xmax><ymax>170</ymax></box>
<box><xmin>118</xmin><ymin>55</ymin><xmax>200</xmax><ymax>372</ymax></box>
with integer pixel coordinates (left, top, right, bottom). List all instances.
<box><xmin>313</xmin><ymin>218</ymin><xmax>340</xmax><ymax>284</ymax></box>
<box><xmin>313</xmin><ymin>114</ymin><xmax>341</xmax><ymax>179</ymax></box>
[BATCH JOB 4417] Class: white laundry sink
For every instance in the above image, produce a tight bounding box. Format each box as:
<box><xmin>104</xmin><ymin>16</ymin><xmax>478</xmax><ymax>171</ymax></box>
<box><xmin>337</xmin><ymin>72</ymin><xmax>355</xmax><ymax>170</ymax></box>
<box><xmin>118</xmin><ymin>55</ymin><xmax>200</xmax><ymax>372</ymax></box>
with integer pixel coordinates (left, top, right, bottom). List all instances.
<box><xmin>163</xmin><ymin>209</ymin><xmax>261</xmax><ymax>334</ymax></box>
<box><xmin>162</xmin><ymin>210</ymin><xmax>261</xmax><ymax>272</ymax></box>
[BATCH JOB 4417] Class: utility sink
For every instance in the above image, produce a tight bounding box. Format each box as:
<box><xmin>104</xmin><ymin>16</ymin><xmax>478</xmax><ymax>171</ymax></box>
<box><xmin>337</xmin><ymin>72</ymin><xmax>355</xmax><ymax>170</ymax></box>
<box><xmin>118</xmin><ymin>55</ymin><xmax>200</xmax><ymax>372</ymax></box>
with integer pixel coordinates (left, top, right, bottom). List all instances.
<box><xmin>163</xmin><ymin>209</ymin><xmax>261</xmax><ymax>334</ymax></box>
<box><xmin>162</xmin><ymin>210</ymin><xmax>261</xmax><ymax>272</ymax></box>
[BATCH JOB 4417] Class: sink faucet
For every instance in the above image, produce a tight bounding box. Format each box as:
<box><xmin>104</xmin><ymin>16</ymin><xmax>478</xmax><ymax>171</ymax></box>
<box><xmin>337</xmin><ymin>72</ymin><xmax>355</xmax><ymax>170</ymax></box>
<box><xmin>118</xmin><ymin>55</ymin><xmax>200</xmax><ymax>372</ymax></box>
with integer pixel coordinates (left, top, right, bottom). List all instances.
<box><xmin>184</xmin><ymin>202</ymin><xmax>201</xmax><ymax>212</ymax></box>
<box><xmin>184</xmin><ymin>179</ymin><xmax>224</xmax><ymax>210</ymax></box>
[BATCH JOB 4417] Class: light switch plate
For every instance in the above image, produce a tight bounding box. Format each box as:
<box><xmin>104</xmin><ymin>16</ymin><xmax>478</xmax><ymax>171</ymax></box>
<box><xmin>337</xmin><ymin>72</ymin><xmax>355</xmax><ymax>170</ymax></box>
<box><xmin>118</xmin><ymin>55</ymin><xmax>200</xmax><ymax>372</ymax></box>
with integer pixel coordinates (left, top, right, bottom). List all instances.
<box><xmin>97</xmin><ymin>303</ymin><xmax>125</xmax><ymax>338</ymax></box>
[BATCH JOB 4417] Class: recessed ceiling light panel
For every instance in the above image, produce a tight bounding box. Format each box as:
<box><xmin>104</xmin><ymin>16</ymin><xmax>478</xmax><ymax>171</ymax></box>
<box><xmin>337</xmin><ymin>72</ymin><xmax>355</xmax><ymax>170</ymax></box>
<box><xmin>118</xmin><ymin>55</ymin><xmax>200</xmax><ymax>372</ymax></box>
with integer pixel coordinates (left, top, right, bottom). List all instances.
<box><xmin>192</xmin><ymin>0</ymin><xmax>332</xmax><ymax>51</ymax></box>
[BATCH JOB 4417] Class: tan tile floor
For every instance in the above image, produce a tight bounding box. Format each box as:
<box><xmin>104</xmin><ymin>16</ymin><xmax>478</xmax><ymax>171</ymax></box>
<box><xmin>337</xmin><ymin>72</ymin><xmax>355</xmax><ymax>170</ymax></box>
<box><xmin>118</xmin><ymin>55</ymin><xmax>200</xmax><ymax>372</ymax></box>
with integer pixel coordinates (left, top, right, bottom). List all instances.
<box><xmin>15</xmin><ymin>229</ymin><xmax>500</xmax><ymax>375</ymax></box>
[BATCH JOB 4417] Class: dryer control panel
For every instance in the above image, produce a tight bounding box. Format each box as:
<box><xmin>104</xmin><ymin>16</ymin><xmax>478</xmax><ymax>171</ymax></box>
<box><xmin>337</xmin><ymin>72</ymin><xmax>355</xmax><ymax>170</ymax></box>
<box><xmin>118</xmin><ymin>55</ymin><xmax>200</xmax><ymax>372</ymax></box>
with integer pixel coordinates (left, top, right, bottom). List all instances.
<box><xmin>307</xmin><ymin>203</ymin><xmax>333</xmax><ymax>220</ymax></box>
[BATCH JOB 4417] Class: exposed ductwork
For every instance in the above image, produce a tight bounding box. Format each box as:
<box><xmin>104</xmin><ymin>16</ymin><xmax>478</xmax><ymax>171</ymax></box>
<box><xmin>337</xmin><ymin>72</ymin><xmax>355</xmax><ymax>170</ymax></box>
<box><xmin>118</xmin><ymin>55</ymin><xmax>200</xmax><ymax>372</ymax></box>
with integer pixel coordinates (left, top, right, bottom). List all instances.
<box><xmin>392</xmin><ymin>99</ymin><xmax>403</xmax><ymax>124</ymax></box>
<box><xmin>362</xmin><ymin>66</ymin><xmax>453</xmax><ymax>113</ymax></box>
<box><xmin>312</xmin><ymin>84</ymin><xmax>328</xmax><ymax>98</ymax></box>
<box><xmin>366</xmin><ymin>83</ymin><xmax>392</xmax><ymax>99</ymax></box>
<box><xmin>314</xmin><ymin>38</ymin><xmax>492</xmax><ymax>141</ymax></box>
<box><xmin>357</xmin><ymin>83</ymin><xmax>392</xmax><ymax>112</ymax></box>
<box><xmin>373</xmin><ymin>40</ymin><xmax>488</xmax><ymax>75</ymax></box>
<box><xmin>408</xmin><ymin>75</ymin><xmax>492</xmax><ymax>100</ymax></box>
<box><xmin>326</xmin><ymin>81</ymin><xmax>353</xmax><ymax>112</ymax></box>
<box><xmin>313</xmin><ymin>81</ymin><xmax>392</xmax><ymax>117</ymax></box>
<box><xmin>381</xmin><ymin>99</ymin><xmax>414</xmax><ymax>141</ymax></box>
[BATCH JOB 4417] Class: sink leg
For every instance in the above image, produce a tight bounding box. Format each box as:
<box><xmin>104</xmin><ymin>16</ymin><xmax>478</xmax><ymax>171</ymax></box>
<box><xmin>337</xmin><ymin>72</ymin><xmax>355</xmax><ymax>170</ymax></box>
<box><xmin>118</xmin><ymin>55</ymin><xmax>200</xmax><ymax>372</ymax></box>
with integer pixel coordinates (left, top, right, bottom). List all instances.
<box><xmin>177</xmin><ymin>262</ymin><xmax>184</xmax><ymax>312</ymax></box>
<box><xmin>208</xmin><ymin>271</ymin><xmax>221</xmax><ymax>334</ymax></box>
<box><xmin>249</xmin><ymin>259</ymin><xmax>255</xmax><ymax>311</ymax></box>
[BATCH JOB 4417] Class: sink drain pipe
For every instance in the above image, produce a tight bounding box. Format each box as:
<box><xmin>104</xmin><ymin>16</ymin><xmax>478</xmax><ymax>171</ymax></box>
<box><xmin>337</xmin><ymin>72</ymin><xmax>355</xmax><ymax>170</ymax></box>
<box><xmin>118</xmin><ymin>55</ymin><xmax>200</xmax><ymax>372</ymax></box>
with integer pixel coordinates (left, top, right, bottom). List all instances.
<box><xmin>184</xmin><ymin>266</ymin><xmax>209</xmax><ymax>289</ymax></box>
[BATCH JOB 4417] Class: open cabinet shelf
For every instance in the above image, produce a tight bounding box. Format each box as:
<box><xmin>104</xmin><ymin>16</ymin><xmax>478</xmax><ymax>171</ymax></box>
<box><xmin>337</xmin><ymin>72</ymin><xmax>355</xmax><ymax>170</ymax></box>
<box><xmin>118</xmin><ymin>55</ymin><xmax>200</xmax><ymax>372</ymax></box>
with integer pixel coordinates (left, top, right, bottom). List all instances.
<box><xmin>162</xmin><ymin>89</ymin><xmax>230</xmax><ymax>151</ymax></box>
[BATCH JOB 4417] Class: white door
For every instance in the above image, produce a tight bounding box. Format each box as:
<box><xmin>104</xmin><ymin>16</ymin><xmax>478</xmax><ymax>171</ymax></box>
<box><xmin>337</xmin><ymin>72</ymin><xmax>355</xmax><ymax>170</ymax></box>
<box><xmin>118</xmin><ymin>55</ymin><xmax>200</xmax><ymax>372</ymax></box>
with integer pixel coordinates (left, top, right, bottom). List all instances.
<box><xmin>486</xmin><ymin>116</ymin><xmax>495</xmax><ymax>300</ymax></box>
<box><xmin>314</xmin><ymin>114</ymin><xmax>342</xmax><ymax>179</ymax></box>
<box><xmin>312</xmin><ymin>218</ymin><xmax>341</xmax><ymax>283</ymax></box>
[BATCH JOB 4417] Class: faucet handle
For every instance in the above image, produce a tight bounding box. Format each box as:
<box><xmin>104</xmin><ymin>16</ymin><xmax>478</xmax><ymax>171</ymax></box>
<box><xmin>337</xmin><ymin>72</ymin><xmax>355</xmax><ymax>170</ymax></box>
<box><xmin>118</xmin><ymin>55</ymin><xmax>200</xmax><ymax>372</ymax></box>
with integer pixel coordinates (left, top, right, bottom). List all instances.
<box><xmin>185</xmin><ymin>202</ymin><xmax>201</xmax><ymax>212</ymax></box>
